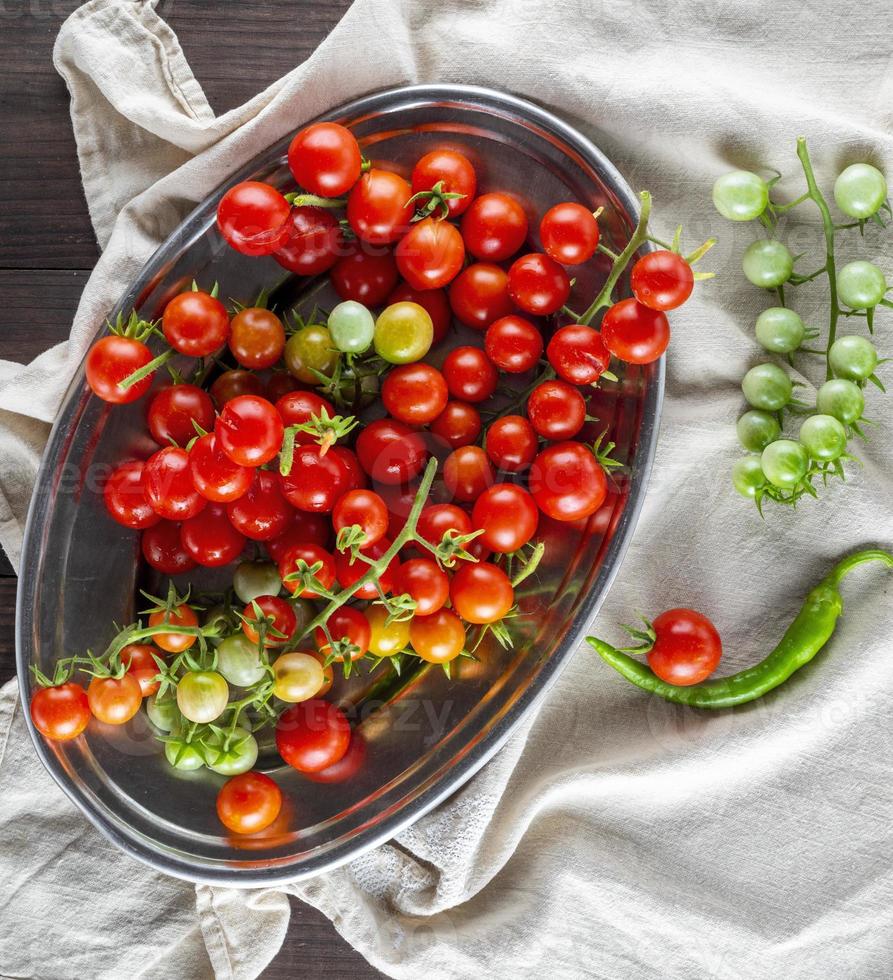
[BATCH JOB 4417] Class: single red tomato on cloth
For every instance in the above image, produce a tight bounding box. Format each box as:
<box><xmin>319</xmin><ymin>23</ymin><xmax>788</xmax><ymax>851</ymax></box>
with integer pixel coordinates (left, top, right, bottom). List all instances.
<box><xmin>647</xmin><ymin>609</ymin><xmax>722</xmax><ymax>686</ymax></box>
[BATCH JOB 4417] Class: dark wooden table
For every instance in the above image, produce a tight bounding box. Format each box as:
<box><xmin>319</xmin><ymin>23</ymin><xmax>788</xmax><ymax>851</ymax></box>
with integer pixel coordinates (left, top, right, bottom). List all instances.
<box><xmin>0</xmin><ymin>2</ymin><xmax>381</xmax><ymax>975</ymax></box>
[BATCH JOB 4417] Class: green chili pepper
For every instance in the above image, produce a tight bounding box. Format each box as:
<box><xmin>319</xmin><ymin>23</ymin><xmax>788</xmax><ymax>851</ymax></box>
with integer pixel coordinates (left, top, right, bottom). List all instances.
<box><xmin>587</xmin><ymin>548</ymin><xmax>893</xmax><ymax>709</ymax></box>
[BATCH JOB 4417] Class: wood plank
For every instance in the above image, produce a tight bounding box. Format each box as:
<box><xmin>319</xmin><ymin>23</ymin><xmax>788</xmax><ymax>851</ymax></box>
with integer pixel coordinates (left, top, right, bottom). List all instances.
<box><xmin>0</xmin><ymin>269</ymin><xmax>89</xmax><ymax>363</ymax></box>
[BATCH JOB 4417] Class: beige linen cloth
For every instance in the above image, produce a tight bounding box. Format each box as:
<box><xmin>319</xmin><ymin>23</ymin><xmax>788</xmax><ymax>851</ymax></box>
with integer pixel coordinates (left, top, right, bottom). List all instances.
<box><xmin>2</xmin><ymin>1</ymin><xmax>893</xmax><ymax>977</ymax></box>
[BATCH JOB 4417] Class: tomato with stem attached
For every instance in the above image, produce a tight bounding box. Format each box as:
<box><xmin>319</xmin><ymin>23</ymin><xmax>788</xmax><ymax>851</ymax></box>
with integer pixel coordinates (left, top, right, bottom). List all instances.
<box><xmin>226</xmin><ymin>470</ymin><xmax>292</xmax><ymax>540</ymax></box>
<box><xmin>334</xmin><ymin>537</ymin><xmax>400</xmax><ymax>599</ymax></box>
<box><xmin>86</xmin><ymin>336</ymin><xmax>155</xmax><ymax>404</ymax></box>
<box><xmin>443</xmin><ymin>445</ymin><xmax>495</xmax><ymax>502</ymax></box>
<box><xmin>266</xmin><ymin>511</ymin><xmax>331</xmax><ymax>560</ymax></box>
<box><xmin>189</xmin><ymin>432</ymin><xmax>255</xmax><ymax>503</ymax></box>
<box><xmin>330</xmin><ymin>247</ymin><xmax>399</xmax><ymax>306</ymax></box>
<box><xmin>450</xmin><ymin>562</ymin><xmax>514</xmax><ymax>624</ymax></box>
<box><xmin>601</xmin><ymin>298</ymin><xmax>670</xmax><ymax>364</ymax></box>
<box><xmin>449</xmin><ymin>263</ymin><xmax>515</xmax><ymax>330</ymax></box>
<box><xmin>314</xmin><ymin>607</ymin><xmax>371</xmax><ymax>661</ymax></box>
<box><xmin>546</xmin><ymin>324</ymin><xmax>611</xmax><ymax>385</ymax></box>
<box><xmin>382</xmin><ymin>363</ymin><xmax>448</xmax><ymax>424</ymax></box>
<box><xmin>180</xmin><ymin>504</ymin><xmax>246</xmax><ymax>567</ymax></box>
<box><xmin>485</xmin><ymin>415</ymin><xmax>538</xmax><ymax>473</ymax></box>
<box><xmin>816</xmin><ymin>379</ymin><xmax>864</xmax><ymax>425</ymax></box>
<box><xmin>485</xmin><ymin>315</ymin><xmax>543</xmax><ymax>373</ymax></box>
<box><xmin>416</xmin><ymin>503</ymin><xmax>472</xmax><ymax>547</ymax></box>
<box><xmin>527</xmin><ymin>380</ymin><xmax>586</xmax><ymax>440</ymax></box>
<box><xmin>630</xmin><ymin>250</ymin><xmax>694</xmax><ymax>311</ymax></box>
<box><xmin>332</xmin><ymin>489</ymin><xmax>389</xmax><ymax>548</ymax></box>
<box><xmin>217</xmin><ymin>771</ymin><xmax>283</xmax><ymax>835</ymax></box>
<box><xmin>120</xmin><ymin>644</ymin><xmax>162</xmax><ymax>697</ymax></box>
<box><xmin>754</xmin><ymin>308</ymin><xmax>805</xmax><ymax>354</ymax></box>
<box><xmin>472</xmin><ymin>483</ymin><xmax>539</xmax><ymax>553</ymax></box>
<box><xmin>145</xmin><ymin>446</ymin><xmax>208</xmax><ymax>520</ymax></box>
<box><xmin>273</xmin><ymin>206</ymin><xmax>341</xmax><ymax>275</ymax></box>
<box><xmin>148</xmin><ymin>384</ymin><xmax>215</xmax><ymax>447</ymax></box>
<box><xmin>275</xmin><ymin>390</ymin><xmax>335</xmax><ymax>434</ymax></box>
<box><xmin>278</xmin><ymin>543</ymin><xmax>337</xmax><ymax>599</ymax></box>
<box><xmin>741</xmin><ymin>363</ymin><xmax>792</xmax><ymax>411</ymax></box>
<box><xmin>712</xmin><ymin>171</ymin><xmax>768</xmax><ymax>221</ymax></box>
<box><xmin>30</xmin><ymin>683</ymin><xmax>91</xmax><ymax>741</ymax></box>
<box><xmin>104</xmin><ymin>460</ymin><xmax>161</xmax><ymax>529</ymax></box>
<box><xmin>141</xmin><ymin>520</ymin><xmax>197</xmax><ymax>575</ymax></box>
<box><xmin>216</xmin><ymin>395</ymin><xmax>284</xmax><ymax>467</ymax></box>
<box><xmin>288</xmin><ymin>122</ymin><xmax>361</xmax><ymax>197</ymax></box>
<box><xmin>348</xmin><ymin>169</ymin><xmax>413</xmax><ymax>244</ymax></box>
<box><xmin>429</xmin><ymin>401</ymin><xmax>482</xmax><ymax>451</ymax></box>
<box><xmin>216</xmin><ymin>181</ymin><xmax>291</xmax><ymax>256</ymax></box>
<box><xmin>148</xmin><ymin>603</ymin><xmax>199</xmax><ymax>653</ymax></box>
<box><xmin>396</xmin><ymin>216</ymin><xmax>465</xmax><ymax>290</ymax></box>
<box><xmin>732</xmin><ymin>456</ymin><xmax>767</xmax><ymax>499</ymax></box>
<box><xmin>276</xmin><ymin>700</ymin><xmax>351</xmax><ymax>773</ymax></box>
<box><xmin>411</xmin><ymin>149</ymin><xmax>477</xmax><ymax>217</ymax></box>
<box><xmin>177</xmin><ymin>670</ymin><xmax>229</xmax><ymax>724</ymax></box>
<box><xmin>393</xmin><ymin>558</ymin><xmax>449</xmax><ymax>616</ymax></box>
<box><xmin>163</xmin><ymin>290</ymin><xmax>230</xmax><ymax>358</ymax></box>
<box><xmin>229</xmin><ymin>307</ymin><xmax>286</xmax><ymax>369</ymax></box>
<box><xmin>829</xmin><ymin>336</ymin><xmax>879</xmax><ymax>381</ymax></box>
<box><xmin>837</xmin><ymin>260</ymin><xmax>887</xmax><ymax>309</ymax></box>
<box><xmin>356</xmin><ymin>418</ymin><xmax>427</xmax><ymax>485</ymax></box>
<box><xmin>284</xmin><ymin>325</ymin><xmax>339</xmax><ymax>384</ymax></box>
<box><xmin>280</xmin><ymin>444</ymin><xmax>351</xmax><ymax>512</ymax></box>
<box><xmin>528</xmin><ymin>441</ymin><xmax>607</xmax><ymax>522</ymax></box>
<box><xmin>87</xmin><ymin>674</ymin><xmax>143</xmax><ymax>725</ymax></box>
<box><xmin>646</xmin><ymin>609</ymin><xmax>722</xmax><ymax>685</ymax></box>
<box><xmin>442</xmin><ymin>346</ymin><xmax>498</xmax><ymax>403</ymax></box>
<box><xmin>799</xmin><ymin>414</ymin><xmax>848</xmax><ymax>462</ymax></box>
<box><xmin>742</xmin><ymin>240</ymin><xmax>793</xmax><ymax>288</ymax></box>
<box><xmin>540</xmin><ymin>202</ymin><xmax>600</xmax><ymax>265</ymax></box>
<box><xmin>833</xmin><ymin>163</ymin><xmax>888</xmax><ymax>220</ymax></box>
<box><xmin>736</xmin><ymin>410</ymin><xmax>781</xmax><ymax>453</ymax></box>
<box><xmin>760</xmin><ymin>439</ymin><xmax>809</xmax><ymax>489</ymax></box>
<box><xmin>241</xmin><ymin>595</ymin><xmax>297</xmax><ymax>647</ymax></box>
<box><xmin>507</xmin><ymin>252</ymin><xmax>571</xmax><ymax>316</ymax></box>
<box><xmin>366</xmin><ymin>604</ymin><xmax>411</xmax><ymax>657</ymax></box>
<box><xmin>461</xmin><ymin>192</ymin><xmax>528</xmax><ymax>261</ymax></box>
<box><xmin>409</xmin><ymin>608</ymin><xmax>466</xmax><ymax>664</ymax></box>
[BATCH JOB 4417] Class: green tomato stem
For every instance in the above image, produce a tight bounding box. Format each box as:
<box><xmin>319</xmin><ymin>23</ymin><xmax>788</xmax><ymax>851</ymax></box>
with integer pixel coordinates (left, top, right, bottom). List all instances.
<box><xmin>119</xmin><ymin>348</ymin><xmax>174</xmax><ymax>390</ymax></box>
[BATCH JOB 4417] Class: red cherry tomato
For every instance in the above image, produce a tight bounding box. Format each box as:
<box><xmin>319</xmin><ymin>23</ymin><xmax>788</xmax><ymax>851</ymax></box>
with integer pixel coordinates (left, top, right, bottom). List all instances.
<box><xmin>417</xmin><ymin>503</ymin><xmax>473</xmax><ymax>547</ymax></box>
<box><xmin>241</xmin><ymin>595</ymin><xmax>297</xmax><ymax>647</ymax></box>
<box><xmin>485</xmin><ymin>415</ymin><xmax>538</xmax><ymax>473</ymax></box>
<box><xmin>266</xmin><ymin>511</ymin><xmax>331</xmax><ymax>560</ymax></box>
<box><xmin>382</xmin><ymin>363</ymin><xmax>448</xmax><ymax>425</ymax></box>
<box><xmin>461</xmin><ymin>192</ymin><xmax>528</xmax><ymax>261</ymax></box>
<box><xmin>314</xmin><ymin>607</ymin><xmax>371</xmax><ymax>661</ymax></box>
<box><xmin>484</xmin><ymin>315</ymin><xmax>543</xmax><ymax>373</ymax></box>
<box><xmin>472</xmin><ymin>483</ymin><xmax>539</xmax><ymax>553</ymax></box>
<box><xmin>273</xmin><ymin>206</ymin><xmax>342</xmax><ymax>276</ymax></box>
<box><xmin>527</xmin><ymin>380</ymin><xmax>586</xmax><ymax>440</ymax></box>
<box><xmin>332</xmin><ymin>489</ymin><xmax>389</xmax><ymax>547</ymax></box>
<box><xmin>288</xmin><ymin>122</ymin><xmax>361</xmax><ymax>197</ymax></box>
<box><xmin>265</xmin><ymin>372</ymin><xmax>301</xmax><ymax>403</ymax></box>
<box><xmin>508</xmin><ymin>252</ymin><xmax>570</xmax><ymax>316</ymax></box>
<box><xmin>330</xmin><ymin>247</ymin><xmax>399</xmax><ymax>305</ymax></box>
<box><xmin>393</xmin><ymin>558</ymin><xmax>449</xmax><ymax>616</ymax></box>
<box><xmin>411</xmin><ymin>149</ymin><xmax>477</xmax><ymax>217</ymax></box>
<box><xmin>334</xmin><ymin>537</ymin><xmax>400</xmax><ymax>599</ymax></box>
<box><xmin>229</xmin><ymin>307</ymin><xmax>286</xmax><ymax>370</ymax></box>
<box><xmin>141</xmin><ymin>520</ymin><xmax>197</xmax><ymax>575</ymax></box>
<box><xmin>347</xmin><ymin>169</ymin><xmax>413</xmax><ymax>244</ymax></box>
<box><xmin>180</xmin><ymin>504</ymin><xmax>246</xmax><ymax>567</ymax></box>
<box><xmin>528</xmin><ymin>441</ymin><xmax>607</xmax><ymax>521</ymax></box>
<box><xmin>449</xmin><ymin>263</ymin><xmax>515</xmax><ymax>330</ymax></box>
<box><xmin>147</xmin><ymin>384</ymin><xmax>215</xmax><ymax>447</ymax></box>
<box><xmin>539</xmin><ymin>202</ymin><xmax>600</xmax><ymax>265</ymax></box>
<box><xmin>387</xmin><ymin>283</ymin><xmax>451</xmax><ymax>344</ymax></box>
<box><xmin>631</xmin><ymin>250</ymin><xmax>694</xmax><ymax>311</ymax></box>
<box><xmin>278</xmin><ymin>542</ymin><xmax>337</xmax><ymax>598</ymax></box>
<box><xmin>450</xmin><ymin>562</ymin><xmax>514</xmax><ymax>624</ymax></box>
<box><xmin>162</xmin><ymin>290</ymin><xmax>230</xmax><ymax>358</ymax></box>
<box><xmin>375</xmin><ymin>482</ymin><xmax>421</xmax><ymax>539</ymax></box>
<box><xmin>217</xmin><ymin>771</ymin><xmax>283</xmax><ymax>835</ymax></box>
<box><xmin>276</xmin><ymin>699</ymin><xmax>351</xmax><ymax>773</ymax></box>
<box><xmin>216</xmin><ymin>181</ymin><xmax>291</xmax><ymax>256</ymax></box>
<box><xmin>547</xmin><ymin>324</ymin><xmax>611</xmax><ymax>385</ymax></box>
<box><xmin>120</xmin><ymin>644</ymin><xmax>162</xmax><ymax>697</ymax></box>
<box><xmin>429</xmin><ymin>401</ymin><xmax>482</xmax><ymax>451</ymax></box>
<box><xmin>30</xmin><ymin>683</ymin><xmax>91</xmax><ymax>741</ymax></box>
<box><xmin>280</xmin><ymin>444</ymin><xmax>351</xmax><ymax>512</ymax></box>
<box><xmin>442</xmin><ymin>346</ymin><xmax>498</xmax><ymax>403</ymax></box>
<box><xmin>601</xmin><ymin>298</ymin><xmax>670</xmax><ymax>364</ymax></box>
<box><xmin>210</xmin><ymin>369</ymin><xmax>265</xmax><ymax>408</ymax></box>
<box><xmin>303</xmin><ymin>729</ymin><xmax>366</xmax><ymax>783</ymax></box>
<box><xmin>104</xmin><ymin>460</ymin><xmax>161</xmax><ymax>529</ymax></box>
<box><xmin>215</xmin><ymin>395</ymin><xmax>284</xmax><ymax>467</ymax></box>
<box><xmin>85</xmin><ymin>335</ymin><xmax>154</xmax><ymax>404</ymax></box>
<box><xmin>226</xmin><ymin>469</ymin><xmax>292</xmax><ymax>540</ymax></box>
<box><xmin>443</xmin><ymin>445</ymin><xmax>495</xmax><ymax>502</ymax></box>
<box><xmin>330</xmin><ymin>445</ymin><xmax>366</xmax><ymax>493</ymax></box>
<box><xmin>144</xmin><ymin>446</ymin><xmax>207</xmax><ymax>520</ymax></box>
<box><xmin>87</xmin><ymin>673</ymin><xmax>143</xmax><ymax>725</ymax></box>
<box><xmin>647</xmin><ymin>609</ymin><xmax>722</xmax><ymax>685</ymax></box>
<box><xmin>189</xmin><ymin>432</ymin><xmax>255</xmax><ymax>503</ymax></box>
<box><xmin>356</xmin><ymin>419</ymin><xmax>427</xmax><ymax>485</ymax></box>
<box><xmin>396</xmin><ymin>217</ymin><xmax>465</xmax><ymax>290</ymax></box>
<box><xmin>275</xmin><ymin>390</ymin><xmax>335</xmax><ymax>433</ymax></box>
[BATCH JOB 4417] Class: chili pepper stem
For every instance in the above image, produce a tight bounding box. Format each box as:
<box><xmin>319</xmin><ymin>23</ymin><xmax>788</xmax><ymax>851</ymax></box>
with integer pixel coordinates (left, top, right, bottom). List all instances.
<box><xmin>824</xmin><ymin>548</ymin><xmax>893</xmax><ymax>588</ymax></box>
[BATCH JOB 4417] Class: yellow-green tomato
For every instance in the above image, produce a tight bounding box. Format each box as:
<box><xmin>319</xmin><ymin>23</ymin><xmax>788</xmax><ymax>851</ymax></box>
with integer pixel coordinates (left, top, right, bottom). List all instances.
<box><xmin>176</xmin><ymin>670</ymin><xmax>229</xmax><ymax>723</ymax></box>
<box><xmin>146</xmin><ymin>693</ymin><xmax>180</xmax><ymax>732</ymax></box>
<box><xmin>164</xmin><ymin>739</ymin><xmax>205</xmax><ymax>771</ymax></box>
<box><xmin>217</xmin><ymin>634</ymin><xmax>266</xmax><ymax>687</ymax></box>
<box><xmin>366</xmin><ymin>604</ymin><xmax>411</xmax><ymax>657</ymax></box>
<box><xmin>284</xmin><ymin>325</ymin><xmax>339</xmax><ymax>383</ymax></box>
<box><xmin>233</xmin><ymin>560</ymin><xmax>282</xmax><ymax>604</ymax></box>
<box><xmin>374</xmin><ymin>302</ymin><xmax>434</xmax><ymax>364</ymax></box>
<box><xmin>271</xmin><ymin>651</ymin><xmax>325</xmax><ymax>703</ymax></box>
<box><xmin>206</xmin><ymin>726</ymin><xmax>259</xmax><ymax>776</ymax></box>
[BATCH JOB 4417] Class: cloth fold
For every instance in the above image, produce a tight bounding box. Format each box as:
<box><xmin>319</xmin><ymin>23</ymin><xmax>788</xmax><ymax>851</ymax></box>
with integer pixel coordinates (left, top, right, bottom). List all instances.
<box><xmin>1</xmin><ymin>0</ymin><xmax>892</xmax><ymax>977</ymax></box>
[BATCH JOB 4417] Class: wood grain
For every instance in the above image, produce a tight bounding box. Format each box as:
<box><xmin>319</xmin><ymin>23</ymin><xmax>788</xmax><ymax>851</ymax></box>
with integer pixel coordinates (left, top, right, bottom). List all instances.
<box><xmin>0</xmin><ymin>3</ymin><xmax>381</xmax><ymax>976</ymax></box>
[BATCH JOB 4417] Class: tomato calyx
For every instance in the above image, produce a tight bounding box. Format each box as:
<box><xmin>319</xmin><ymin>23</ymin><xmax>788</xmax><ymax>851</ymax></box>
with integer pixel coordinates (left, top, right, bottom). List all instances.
<box><xmin>416</xmin><ymin>527</ymin><xmax>486</xmax><ymax>569</ymax></box>
<box><xmin>283</xmin><ymin>191</ymin><xmax>348</xmax><ymax>210</ymax></box>
<box><xmin>611</xmin><ymin>615</ymin><xmax>658</xmax><ymax>655</ymax></box>
<box><xmin>280</xmin><ymin>409</ymin><xmax>358</xmax><ymax>473</ymax></box>
<box><xmin>281</xmin><ymin>559</ymin><xmax>339</xmax><ymax>601</ymax></box>
<box><xmin>107</xmin><ymin>308</ymin><xmax>161</xmax><ymax>343</ymax></box>
<box><xmin>407</xmin><ymin>180</ymin><xmax>467</xmax><ymax>222</ymax></box>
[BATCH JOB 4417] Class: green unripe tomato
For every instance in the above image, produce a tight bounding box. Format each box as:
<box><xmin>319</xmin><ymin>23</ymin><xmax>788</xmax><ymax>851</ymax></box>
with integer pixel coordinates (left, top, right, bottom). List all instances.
<box><xmin>760</xmin><ymin>439</ymin><xmax>809</xmax><ymax>489</ymax></box>
<box><xmin>816</xmin><ymin>378</ymin><xmax>864</xmax><ymax>425</ymax></box>
<box><xmin>146</xmin><ymin>694</ymin><xmax>179</xmax><ymax>732</ymax></box>
<box><xmin>206</xmin><ymin>727</ymin><xmax>259</xmax><ymax>776</ymax></box>
<box><xmin>828</xmin><ymin>335</ymin><xmax>878</xmax><ymax>381</ymax></box>
<box><xmin>712</xmin><ymin>171</ymin><xmax>769</xmax><ymax>221</ymax></box>
<box><xmin>164</xmin><ymin>739</ymin><xmax>205</xmax><ymax>771</ymax></box>
<box><xmin>836</xmin><ymin>260</ymin><xmax>887</xmax><ymax>309</ymax></box>
<box><xmin>732</xmin><ymin>456</ymin><xmax>767</xmax><ymax>499</ymax></box>
<box><xmin>328</xmin><ymin>300</ymin><xmax>375</xmax><ymax>354</ymax></box>
<box><xmin>285</xmin><ymin>325</ymin><xmax>339</xmax><ymax>383</ymax></box>
<box><xmin>176</xmin><ymin>670</ymin><xmax>229</xmax><ymax>724</ymax></box>
<box><xmin>742</xmin><ymin>240</ymin><xmax>794</xmax><ymax>288</ymax></box>
<box><xmin>833</xmin><ymin>163</ymin><xmax>888</xmax><ymax>220</ymax></box>
<box><xmin>373</xmin><ymin>302</ymin><xmax>434</xmax><ymax>364</ymax></box>
<box><xmin>736</xmin><ymin>409</ymin><xmax>781</xmax><ymax>452</ymax></box>
<box><xmin>217</xmin><ymin>633</ymin><xmax>266</xmax><ymax>687</ymax></box>
<box><xmin>741</xmin><ymin>362</ymin><xmax>793</xmax><ymax>411</ymax></box>
<box><xmin>754</xmin><ymin>307</ymin><xmax>805</xmax><ymax>353</ymax></box>
<box><xmin>233</xmin><ymin>560</ymin><xmax>282</xmax><ymax>604</ymax></box>
<box><xmin>798</xmin><ymin>414</ymin><xmax>848</xmax><ymax>462</ymax></box>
